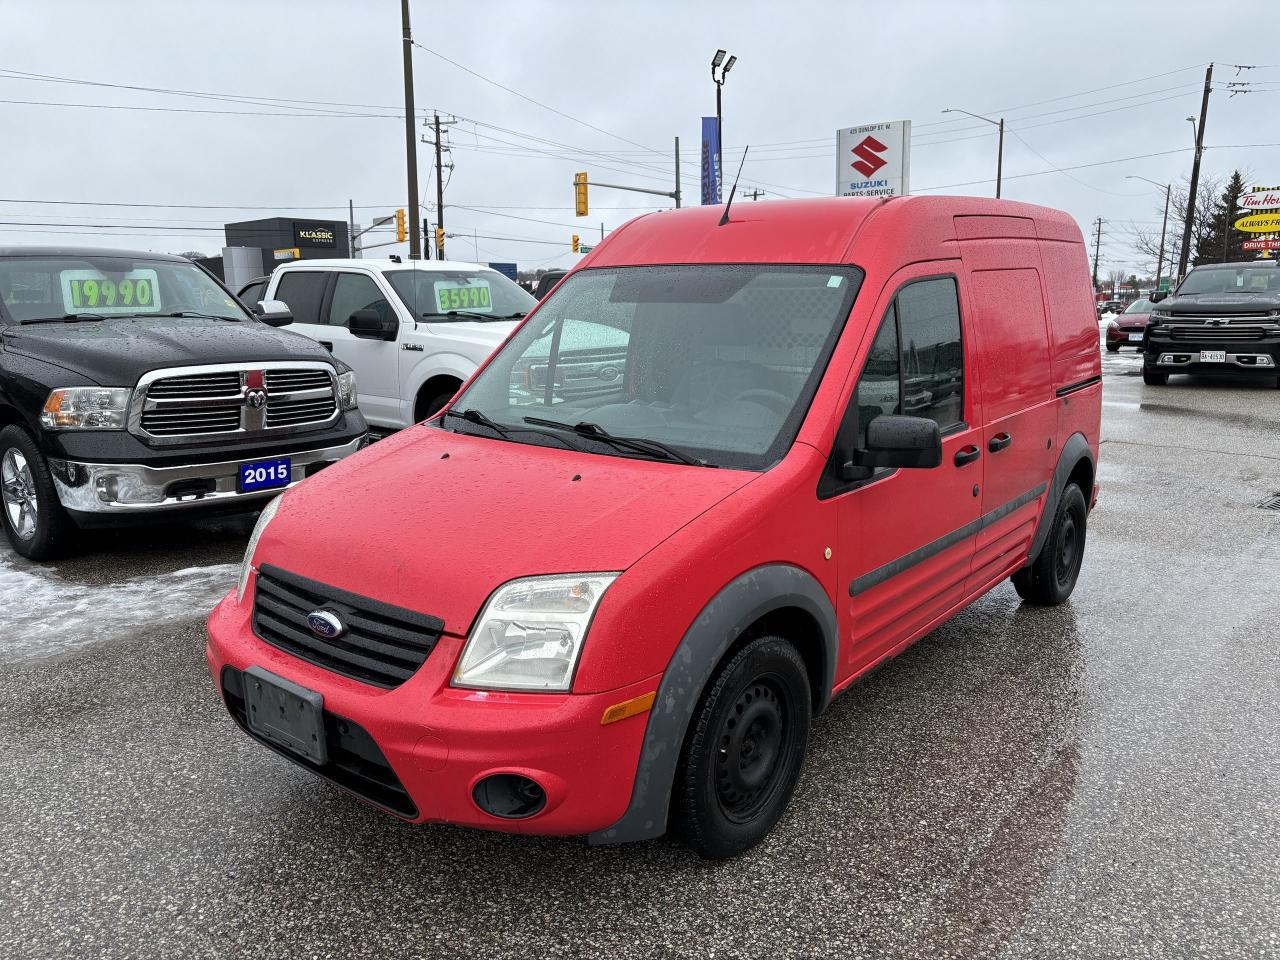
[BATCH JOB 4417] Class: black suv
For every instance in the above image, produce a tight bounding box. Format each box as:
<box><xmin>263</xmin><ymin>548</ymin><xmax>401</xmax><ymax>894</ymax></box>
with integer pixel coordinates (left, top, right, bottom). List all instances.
<box><xmin>0</xmin><ymin>247</ymin><xmax>368</xmax><ymax>559</ymax></box>
<box><xmin>1142</xmin><ymin>261</ymin><xmax>1280</xmax><ymax>387</ymax></box>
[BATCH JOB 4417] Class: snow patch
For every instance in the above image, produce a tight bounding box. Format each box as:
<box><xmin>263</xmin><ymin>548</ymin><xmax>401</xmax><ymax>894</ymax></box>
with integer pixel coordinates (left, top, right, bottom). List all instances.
<box><xmin>0</xmin><ymin>554</ymin><xmax>237</xmax><ymax>661</ymax></box>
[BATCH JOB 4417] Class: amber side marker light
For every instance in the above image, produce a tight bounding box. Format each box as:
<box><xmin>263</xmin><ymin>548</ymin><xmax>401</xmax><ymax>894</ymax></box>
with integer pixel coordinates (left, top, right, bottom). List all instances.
<box><xmin>601</xmin><ymin>691</ymin><xmax>656</xmax><ymax>725</ymax></box>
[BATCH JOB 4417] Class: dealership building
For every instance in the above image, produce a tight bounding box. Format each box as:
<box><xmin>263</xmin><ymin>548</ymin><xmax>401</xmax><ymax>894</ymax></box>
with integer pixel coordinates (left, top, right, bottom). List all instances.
<box><xmin>211</xmin><ymin>217</ymin><xmax>351</xmax><ymax>291</ymax></box>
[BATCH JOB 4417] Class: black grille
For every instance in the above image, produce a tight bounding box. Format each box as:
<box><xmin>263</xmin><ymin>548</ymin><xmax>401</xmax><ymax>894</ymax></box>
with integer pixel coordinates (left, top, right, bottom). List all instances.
<box><xmin>1168</xmin><ymin>325</ymin><xmax>1267</xmax><ymax>341</ymax></box>
<box><xmin>264</xmin><ymin>369</ymin><xmax>333</xmax><ymax>393</ymax></box>
<box><xmin>265</xmin><ymin>396</ymin><xmax>337</xmax><ymax>427</ymax></box>
<box><xmin>147</xmin><ymin>372</ymin><xmax>242</xmax><ymax>398</ymax></box>
<box><xmin>140</xmin><ymin>404</ymin><xmax>242</xmax><ymax>435</ymax></box>
<box><xmin>220</xmin><ymin>666</ymin><xmax>416</xmax><ymax>818</ymax></box>
<box><xmin>253</xmin><ymin>564</ymin><xmax>444</xmax><ymax>688</ymax></box>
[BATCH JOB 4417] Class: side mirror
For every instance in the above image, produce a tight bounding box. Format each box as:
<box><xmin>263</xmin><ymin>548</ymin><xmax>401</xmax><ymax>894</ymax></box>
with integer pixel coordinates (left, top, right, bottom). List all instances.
<box><xmin>1149</xmin><ymin>290</ymin><xmax>1167</xmax><ymax>302</ymax></box>
<box><xmin>840</xmin><ymin>415</ymin><xmax>942</xmax><ymax>479</ymax></box>
<box><xmin>255</xmin><ymin>299</ymin><xmax>293</xmax><ymax>327</ymax></box>
<box><xmin>348</xmin><ymin>308</ymin><xmax>397</xmax><ymax>341</ymax></box>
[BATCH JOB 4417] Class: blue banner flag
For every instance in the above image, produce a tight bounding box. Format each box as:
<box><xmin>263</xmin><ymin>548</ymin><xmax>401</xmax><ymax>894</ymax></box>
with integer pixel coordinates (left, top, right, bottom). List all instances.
<box><xmin>701</xmin><ymin>117</ymin><xmax>721</xmax><ymax>205</ymax></box>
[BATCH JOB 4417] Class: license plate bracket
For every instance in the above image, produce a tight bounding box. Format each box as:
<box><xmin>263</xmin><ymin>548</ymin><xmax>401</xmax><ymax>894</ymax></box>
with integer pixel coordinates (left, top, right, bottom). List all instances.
<box><xmin>243</xmin><ymin>666</ymin><xmax>328</xmax><ymax>765</ymax></box>
<box><xmin>238</xmin><ymin>457</ymin><xmax>292</xmax><ymax>493</ymax></box>
<box><xmin>1200</xmin><ymin>350</ymin><xmax>1227</xmax><ymax>363</ymax></box>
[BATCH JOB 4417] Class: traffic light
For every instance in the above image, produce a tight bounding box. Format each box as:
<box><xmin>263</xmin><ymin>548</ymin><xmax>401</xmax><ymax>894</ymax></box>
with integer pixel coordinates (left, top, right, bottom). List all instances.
<box><xmin>572</xmin><ymin>234</ymin><xmax>580</xmax><ymax>253</ymax></box>
<box><xmin>574</xmin><ymin>172</ymin><xmax>588</xmax><ymax>217</ymax></box>
<box><xmin>394</xmin><ymin>208</ymin><xmax>406</xmax><ymax>243</ymax></box>
<box><xmin>435</xmin><ymin>227</ymin><xmax>445</xmax><ymax>256</ymax></box>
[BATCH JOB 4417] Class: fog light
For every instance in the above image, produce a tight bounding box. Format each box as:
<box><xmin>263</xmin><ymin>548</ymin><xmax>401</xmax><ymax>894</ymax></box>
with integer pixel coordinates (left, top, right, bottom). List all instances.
<box><xmin>1160</xmin><ymin>354</ymin><xmax>1175</xmax><ymax>364</ymax></box>
<box><xmin>473</xmin><ymin>774</ymin><xmax>547</xmax><ymax>819</ymax></box>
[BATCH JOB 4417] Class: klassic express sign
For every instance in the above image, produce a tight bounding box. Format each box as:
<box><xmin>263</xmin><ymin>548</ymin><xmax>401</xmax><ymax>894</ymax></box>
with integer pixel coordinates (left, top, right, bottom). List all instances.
<box><xmin>293</xmin><ymin>222</ymin><xmax>337</xmax><ymax>248</ymax></box>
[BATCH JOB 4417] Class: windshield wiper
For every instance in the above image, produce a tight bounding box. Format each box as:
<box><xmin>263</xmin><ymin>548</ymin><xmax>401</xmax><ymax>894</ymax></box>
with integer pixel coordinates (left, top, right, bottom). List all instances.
<box><xmin>421</xmin><ymin>310</ymin><xmax>525</xmax><ymax>322</ymax></box>
<box><xmin>162</xmin><ymin>311</ymin><xmax>241</xmax><ymax>321</ymax></box>
<box><xmin>20</xmin><ymin>313</ymin><xmax>107</xmax><ymax>324</ymax></box>
<box><xmin>523</xmin><ymin>416</ymin><xmax>708</xmax><ymax>467</ymax></box>
<box><xmin>441</xmin><ymin>408</ymin><xmax>579</xmax><ymax>450</ymax></box>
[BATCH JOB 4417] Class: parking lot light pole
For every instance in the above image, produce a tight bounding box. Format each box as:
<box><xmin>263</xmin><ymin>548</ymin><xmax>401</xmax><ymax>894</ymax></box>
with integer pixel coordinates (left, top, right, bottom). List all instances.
<box><xmin>942</xmin><ymin>108</ymin><xmax>1004</xmax><ymax>198</ymax></box>
<box><xmin>1127</xmin><ymin>175</ymin><xmax>1171</xmax><ymax>291</ymax></box>
<box><xmin>712</xmin><ymin>50</ymin><xmax>735</xmax><ymax>200</ymax></box>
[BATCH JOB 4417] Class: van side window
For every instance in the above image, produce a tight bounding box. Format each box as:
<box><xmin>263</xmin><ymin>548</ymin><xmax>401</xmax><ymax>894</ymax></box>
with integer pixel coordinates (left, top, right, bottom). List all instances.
<box><xmin>895</xmin><ymin>277</ymin><xmax>964</xmax><ymax>431</ymax></box>
<box><xmin>274</xmin><ymin>271</ymin><xmax>327</xmax><ymax>326</ymax></box>
<box><xmin>854</xmin><ymin>305</ymin><xmax>901</xmax><ymax>447</ymax></box>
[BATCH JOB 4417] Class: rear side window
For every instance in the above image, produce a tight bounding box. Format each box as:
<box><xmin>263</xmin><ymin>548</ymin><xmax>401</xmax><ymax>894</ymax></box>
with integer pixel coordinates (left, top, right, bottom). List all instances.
<box><xmin>238</xmin><ymin>279</ymin><xmax>267</xmax><ymax>306</ymax></box>
<box><xmin>274</xmin><ymin>271</ymin><xmax>327</xmax><ymax>325</ymax></box>
<box><xmin>851</xmin><ymin>276</ymin><xmax>965</xmax><ymax>442</ymax></box>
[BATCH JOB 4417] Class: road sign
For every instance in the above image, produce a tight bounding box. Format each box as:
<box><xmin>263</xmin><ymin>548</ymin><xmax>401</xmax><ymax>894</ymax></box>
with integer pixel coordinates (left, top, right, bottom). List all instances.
<box><xmin>836</xmin><ymin>120</ymin><xmax>911</xmax><ymax>197</ymax></box>
<box><xmin>487</xmin><ymin>262</ymin><xmax>518</xmax><ymax>281</ymax></box>
<box><xmin>579</xmin><ymin>244</ymin><xmax>594</xmax><ymax>253</ymax></box>
<box><xmin>1234</xmin><ymin>212</ymin><xmax>1280</xmax><ymax>233</ymax></box>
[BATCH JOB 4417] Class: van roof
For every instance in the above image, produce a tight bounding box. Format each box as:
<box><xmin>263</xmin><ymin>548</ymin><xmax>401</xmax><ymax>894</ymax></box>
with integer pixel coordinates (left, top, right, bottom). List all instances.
<box><xmin>586</xmin><ymin>196</ymin><xmax>1084</xmax><ymax>268</ymax></box>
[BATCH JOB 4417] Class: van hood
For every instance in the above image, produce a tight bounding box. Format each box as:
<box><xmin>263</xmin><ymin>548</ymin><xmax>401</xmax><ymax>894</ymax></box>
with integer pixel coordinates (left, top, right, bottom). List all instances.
<box><xmin>256</xmin><ymin>424</ymin><xmax>758</xmax><ymax>635</ymax></box>
<box><xmin>2</xmin><ymin>315</ymin><xmax>336</xmax><ymax>386</ymax></box>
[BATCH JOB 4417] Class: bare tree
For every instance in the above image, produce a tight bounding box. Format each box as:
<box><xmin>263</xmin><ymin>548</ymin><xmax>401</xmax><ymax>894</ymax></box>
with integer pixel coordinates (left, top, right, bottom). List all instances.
<box><xmin>1106</xmin><ymin>268</ymin><xmax>1128</xmax><ymax>293</ymax></box>
<box><xmin>1125</xmin><ymin>172</ymin><xmax>1224</xmax><ymax>277</ymax></box>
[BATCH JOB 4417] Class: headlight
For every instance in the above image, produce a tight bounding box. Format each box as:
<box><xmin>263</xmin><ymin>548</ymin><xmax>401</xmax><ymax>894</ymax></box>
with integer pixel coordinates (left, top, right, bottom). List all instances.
<box><xmin>1107</xmin><ymin>320</ymin><xmax>1119</xmax><ymax>330</ymax></box>
<box><xmin>337</xmin><ymin>370</ymin><xmax>358</xmax><ymax>411</ymax></box>
<box><xmin>453</xmin><ymin>573</ymin><xmax>620</xmax><ymax>692</ymax></box>
<box><xmin>236</xmin><ymin>495</ymin><xmax>283</xmax><ymax>602</ymax></box>
<box><xmin>41</xmin><ymin>387</ymin><xmax>131</xmax><ymax>430</ymax></box>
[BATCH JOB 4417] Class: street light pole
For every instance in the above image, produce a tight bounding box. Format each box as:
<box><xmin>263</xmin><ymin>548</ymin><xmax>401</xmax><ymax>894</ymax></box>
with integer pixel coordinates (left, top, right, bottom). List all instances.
<box><xmin>942</xmin><ymin>108</ymin><xmax>1004</xmax><ymax>198</ymax></box>
<box><xmin>711</xmin><ymin>50</ymin><xmax>735</xmax><ymax>204</ymax></box>
<box><xmin>1127</xmin><ymin>175</ymin><xmax>1172</xmax><ymax>290</ymax></box>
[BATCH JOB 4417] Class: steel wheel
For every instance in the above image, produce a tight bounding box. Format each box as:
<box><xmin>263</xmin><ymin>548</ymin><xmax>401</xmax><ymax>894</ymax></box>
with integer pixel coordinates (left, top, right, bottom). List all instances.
<box><xmin>714</xmin><ymin>678</ymin><xmax>792</xmax><ymax>823</ymax></box>
<box><xmin>1</xmin><ymin>447</ymin><xmax>38</xmax><ymax>541</ymax></box>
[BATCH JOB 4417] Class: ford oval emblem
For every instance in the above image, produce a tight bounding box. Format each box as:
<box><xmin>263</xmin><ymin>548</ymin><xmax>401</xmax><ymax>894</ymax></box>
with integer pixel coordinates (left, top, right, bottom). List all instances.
<box><xmin>307</xmin><ymin>610</ymin><xmax>345</xmax><ymax>640</ymax></box>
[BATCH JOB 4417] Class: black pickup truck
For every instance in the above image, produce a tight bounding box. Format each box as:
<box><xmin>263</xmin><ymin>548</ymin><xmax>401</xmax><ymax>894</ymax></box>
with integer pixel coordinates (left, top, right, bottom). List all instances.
<box><xmin>1142</xmin><ymin>260</ymin><xmax>1280</xmax><ymax>387</ymax></box>
<box><xmin>0</xmin><ymin>247</ymin><xmax>368</xmax><ymax>559</ymax></box>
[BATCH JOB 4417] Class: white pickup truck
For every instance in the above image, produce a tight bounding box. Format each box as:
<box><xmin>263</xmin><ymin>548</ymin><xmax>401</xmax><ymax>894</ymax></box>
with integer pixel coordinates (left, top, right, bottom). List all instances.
<box><xmin>252</xmin><ymin>259</ymin><xmax>536</xmax><ymax>430</ymax></box>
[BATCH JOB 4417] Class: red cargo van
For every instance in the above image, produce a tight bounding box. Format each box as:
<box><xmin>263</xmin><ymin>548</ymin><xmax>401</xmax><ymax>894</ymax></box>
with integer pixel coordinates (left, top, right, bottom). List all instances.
<box><xmin>207</xmin><ymin>196</ymin><xmax>1101</xmax><ymax>858</ymax></box>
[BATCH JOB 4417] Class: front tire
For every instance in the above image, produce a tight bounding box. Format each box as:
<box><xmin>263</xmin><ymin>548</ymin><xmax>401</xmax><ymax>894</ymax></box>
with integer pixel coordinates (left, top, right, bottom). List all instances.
<box><xmin>671</xmin><ymin>635</ymin><xmax>811</xmax><ymax>859</ymax></box>
<box><xmin>1142</xmin><ymin>362</ymin><xmax>1168</xmax><ymax>386</ymax></box>
<box><xmin>1012</xmin><ymin>483</ymin><xmax>1087</xmax><ymax>606</ymax></box>
<box><xmin>1105</xmin><ymin>342</ymin><xmax>1120</xmax><ymax>353</ymax></box>
<box><xmin>0</xmin><ymin>425</ymin><xmax>75</xmax><ymax>561</ymax></box>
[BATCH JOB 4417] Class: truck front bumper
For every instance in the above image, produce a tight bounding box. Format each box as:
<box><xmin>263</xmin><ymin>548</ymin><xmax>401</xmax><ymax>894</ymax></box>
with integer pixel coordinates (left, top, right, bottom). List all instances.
<box><xmin>49</xmin><ymin>433</ymin><xmax>368</xmax><ymax>515</ymax></box>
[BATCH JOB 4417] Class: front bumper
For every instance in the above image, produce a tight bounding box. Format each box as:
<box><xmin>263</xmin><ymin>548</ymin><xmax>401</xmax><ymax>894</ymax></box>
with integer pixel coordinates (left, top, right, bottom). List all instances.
<box><xmin>50</xmin><ymin>433</ymin><xmax>367</xmax><ymax>514</ymax></box>
<box><xmin>1144</xmin><ymin>324</ymin><xmax>1280</xmax><ymax>374</ymax></box>
<box><xmin>206</xmin><ymin>585</ymin><xmax>653</xmax><ymax>837</ymax></box>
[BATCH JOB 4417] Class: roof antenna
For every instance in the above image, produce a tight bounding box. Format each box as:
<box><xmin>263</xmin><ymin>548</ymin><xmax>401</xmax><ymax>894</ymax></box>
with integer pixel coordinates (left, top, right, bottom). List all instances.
<box><xmin>718</xmin><ymin>146</ymin><xmax>750</xmax><ymax>226</ymax></box>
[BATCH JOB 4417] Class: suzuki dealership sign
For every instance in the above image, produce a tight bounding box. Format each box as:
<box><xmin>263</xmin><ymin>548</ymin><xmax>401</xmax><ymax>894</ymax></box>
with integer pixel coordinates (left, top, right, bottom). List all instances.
<box><xmin>1238</xmin><ymin>185</ymin><xmax>1280</xmax><ymax>211</ymax></box>
<box><xmin>701</xmin><ymin>116</ymin><xmax>722</xmax><ymax>205</ymax></box>
<box><xmin>837</xmin><ymin>120</ymin><xmax>911</xmax><ymax>197</ymax></box>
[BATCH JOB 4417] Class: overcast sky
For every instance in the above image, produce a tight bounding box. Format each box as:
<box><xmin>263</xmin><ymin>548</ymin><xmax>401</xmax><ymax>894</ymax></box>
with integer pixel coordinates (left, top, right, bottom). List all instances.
<box><xmin>2</xmin><ymin>0</ymin><xmax>1277</xmax><ymax>275</ymax></box>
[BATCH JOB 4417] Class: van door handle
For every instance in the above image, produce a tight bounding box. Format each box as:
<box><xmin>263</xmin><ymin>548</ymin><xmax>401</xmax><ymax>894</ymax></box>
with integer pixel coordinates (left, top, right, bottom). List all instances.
<box><xmin>988</xmin><ymin>433</ymin><xmax>1013</xmax><ymax>453</ymax></box>
<box><xmin>954</xmin><ymin>445</ymin><xmax>981</xmax><ymax>467</ymax></box>
<box><xmin>318</xmin><ymin>341</ymin><xmax>334</xmax><ymax>352</ymax></box>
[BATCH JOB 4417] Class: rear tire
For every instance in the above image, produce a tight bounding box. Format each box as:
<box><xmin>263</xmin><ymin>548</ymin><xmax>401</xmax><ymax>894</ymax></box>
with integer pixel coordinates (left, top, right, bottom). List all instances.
<box><xmin>0</xmin><ymin>425</ymin><xmax>75</xmax><ymax>561</ymax></box>
<box><xmin>1142</xmin><ymin>362</ymin><xmax>1168</xmax><ymax>386</ymax></box>
<box><xmin>1012</xmin><ymin>483</ymin><xmax>1087</xmax><ymax>606</ymax></box>
<box><xmin>671</xmin><ymin>635</ymin><xmax>811</xmax><ymax>859</ymax></box>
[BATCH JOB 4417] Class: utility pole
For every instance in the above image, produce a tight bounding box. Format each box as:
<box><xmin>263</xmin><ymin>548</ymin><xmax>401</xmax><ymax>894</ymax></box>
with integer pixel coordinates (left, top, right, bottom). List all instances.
<box><xmin>349</xmin><ymin>199</ymin><xmax>357</xmax><ymax>258</ymax></box>
<box><xmin>673</xmin><ymin>136</ymin><xmax>682</xmax><ymax>208</ymax></box>
<box><xmin>1177</xmin><ymin>62</ymin><xmax>1213</xmax><ymax>282</ymax></box>
<box><xmin>996</xmin><ymin>118</ymin><xmax>1004</xmax><ymax>199</ymax></box>
<box><xmin>1092</xmin><ymin>217</ymin><xmax>1103</xmax><ymax>290</ymax></box>
<box><xmin>743</xmin><ymin>188</ymin><xmax>765</xmax><ymax>201</ymax></box>
<box><xmin>1158</xmin><ymin>184</ymin><xmax>1170</xmax><ymax>287</ymax></box>
<box><xmin>433</xmin><ymin>113</ymin><xmax>446</xmax><ymax>260</ymax></box>
<box><xmin>399</xmin><ymin>0</ymin><xmax>421</xmax><ymax>259</ymax></box>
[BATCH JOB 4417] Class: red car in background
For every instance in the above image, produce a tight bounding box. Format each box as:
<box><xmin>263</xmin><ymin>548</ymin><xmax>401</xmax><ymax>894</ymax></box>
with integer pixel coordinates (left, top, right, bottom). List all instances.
<box><xmin>1105</xmin><ymin>298</ymin><xmax>1155</xmax><ymax>352</ymax></box>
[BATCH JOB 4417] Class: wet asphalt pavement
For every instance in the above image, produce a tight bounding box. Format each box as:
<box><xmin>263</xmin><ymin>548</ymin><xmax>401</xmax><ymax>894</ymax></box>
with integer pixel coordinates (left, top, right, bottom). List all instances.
<box><xmin>2</xmin><ymin>348</ymin><xmax>1278</xmax><ymax>959</ymax></box>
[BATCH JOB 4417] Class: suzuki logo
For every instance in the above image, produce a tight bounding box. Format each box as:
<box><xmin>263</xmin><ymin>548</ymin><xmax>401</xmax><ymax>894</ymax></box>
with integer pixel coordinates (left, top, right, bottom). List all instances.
<box><xmin>850</xmin><ymin>136</ymin><xmax>889</xmax><ymax>178</ymax></box>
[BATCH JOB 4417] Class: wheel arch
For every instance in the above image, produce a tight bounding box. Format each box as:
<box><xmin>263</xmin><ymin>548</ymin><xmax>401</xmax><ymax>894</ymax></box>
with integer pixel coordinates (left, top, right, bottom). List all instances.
<box><xmin>587</xmin><ymin>563</ymin><xmax>837</xmax><ymax>846</ymax></box>
<box><xmin>1024</xmin><ymin>432</ymin><xmax>1094</xmax><ymax>568</ymax></box>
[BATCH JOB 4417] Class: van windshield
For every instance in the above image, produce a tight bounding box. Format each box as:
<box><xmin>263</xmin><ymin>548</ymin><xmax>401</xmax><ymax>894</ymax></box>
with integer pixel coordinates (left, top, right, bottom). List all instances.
<box><xmin>444</xmin><ymin>264</ymin><xmax>863</xmax><ymax>470</ymax></box>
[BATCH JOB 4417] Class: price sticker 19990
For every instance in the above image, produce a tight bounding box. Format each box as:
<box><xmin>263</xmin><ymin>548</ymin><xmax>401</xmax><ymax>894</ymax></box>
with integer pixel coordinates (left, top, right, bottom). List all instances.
<box><xmin>60</xmin><ymin>268</ymin><xmax>162</xmax><ymax>314</ymax></box>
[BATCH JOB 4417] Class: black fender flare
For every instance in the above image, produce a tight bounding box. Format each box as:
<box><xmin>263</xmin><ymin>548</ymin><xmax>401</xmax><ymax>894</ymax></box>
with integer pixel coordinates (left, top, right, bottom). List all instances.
<box><xmin>1024</xmin><ymin>432</ymin><xmax>1094</xmax><ymax>567</ymax></box>
<box><xmin>587</xmin><ymin>563</ymin><xmax>837</xmax><ymax>846</ymax></box>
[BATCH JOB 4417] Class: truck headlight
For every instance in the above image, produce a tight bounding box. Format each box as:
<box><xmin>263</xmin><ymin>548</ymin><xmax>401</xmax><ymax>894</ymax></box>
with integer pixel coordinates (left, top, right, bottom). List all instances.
<box><xmin>453</xmin><ymin>573</ymin><xmax>620</xmax><ymax>692</ymax></box>
<box><xmin>41</xmin><ymin>387</ymin><xmax>131</xmax><ymax>430</ymax></box>
<box><xmin>237</xmin><ymin>495</ymin><xmax>282</xmax><ymax>602</ymax></box>
<box><xmin>336</xmin><ymin>370</ymin><xmax>358</xmax><ymax>411</ymax></box>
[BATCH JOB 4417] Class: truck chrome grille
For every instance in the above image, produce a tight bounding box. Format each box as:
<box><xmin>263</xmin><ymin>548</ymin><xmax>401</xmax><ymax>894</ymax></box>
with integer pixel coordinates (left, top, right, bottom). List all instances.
<box><xmin>131</xmin><ymin>363</ymin><xmax>339</xmax><ymax>444</ymax></box>
<box><xmin>1168</xmin><ymin>326</ymin><xmax>1267</xmax><ymax>341</ymax></box>
<box><xmin>252</xmin><ymin>564</ymin><xmax>444</xmax><ymax>689</ymax></box>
